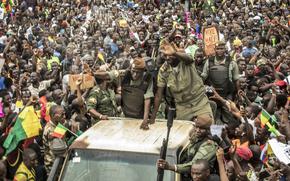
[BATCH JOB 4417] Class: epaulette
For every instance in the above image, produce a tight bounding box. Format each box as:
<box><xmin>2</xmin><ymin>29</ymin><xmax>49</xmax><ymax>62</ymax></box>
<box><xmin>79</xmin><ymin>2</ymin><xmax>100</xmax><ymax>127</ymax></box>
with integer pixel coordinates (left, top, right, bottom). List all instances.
<box><xmin>207</xmin><ymin>140</ymin><xmax>214</xmax><ymax>144</ymax></box>
<box><xmin>88</xmin><ymin>97</ymin><xmax>97</xmax><ymax>104</ymax></box>
<box><xmin>92</xmin><ymin>86</ymin><xmax>100</xmax><ymax>93</ymax></box>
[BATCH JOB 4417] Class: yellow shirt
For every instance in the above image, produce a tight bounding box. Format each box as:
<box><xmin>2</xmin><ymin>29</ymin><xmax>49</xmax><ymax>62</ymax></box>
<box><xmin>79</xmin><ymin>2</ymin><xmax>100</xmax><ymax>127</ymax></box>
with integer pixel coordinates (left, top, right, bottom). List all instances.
<box><xmin>14</xmin><ymin>162</ymin><xmax>36</xmax><ymax>181</ymax></box>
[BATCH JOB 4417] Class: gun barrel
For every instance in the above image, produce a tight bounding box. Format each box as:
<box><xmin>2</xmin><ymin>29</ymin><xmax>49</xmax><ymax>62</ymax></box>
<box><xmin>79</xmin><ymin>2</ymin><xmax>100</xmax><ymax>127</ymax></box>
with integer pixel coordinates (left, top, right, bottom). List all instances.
<box><xmin>160</xmin><ymin>139</ymin><xmax>167</xmax><ymax>159</ymax></box>
<box><xmin>157</xmin><ymin>170</ymin><xmax>164</xmax><ymax>181</ymax></box>
<box><xmin>157</xmin><ymin>101</ymin><xmax>176</xmax><ymax>181</ymax></box>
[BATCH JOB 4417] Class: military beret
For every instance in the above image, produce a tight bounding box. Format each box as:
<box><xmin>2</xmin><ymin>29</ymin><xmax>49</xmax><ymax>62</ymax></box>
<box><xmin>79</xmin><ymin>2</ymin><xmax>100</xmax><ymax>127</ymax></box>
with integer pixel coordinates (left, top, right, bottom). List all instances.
<box><xmin>132</xmin><ymin>58</ymin><xmax>145</xmax><ymax>70</ymax></box>
<box><xmin>195</xmin><ymin>114</ymin><xmax>213</xmax><ymax>129</ymax></box>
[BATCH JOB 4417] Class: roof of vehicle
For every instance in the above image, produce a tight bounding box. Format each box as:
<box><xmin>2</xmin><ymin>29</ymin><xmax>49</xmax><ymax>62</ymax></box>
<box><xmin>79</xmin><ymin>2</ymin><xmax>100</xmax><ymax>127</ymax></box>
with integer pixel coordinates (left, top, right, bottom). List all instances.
<box><xmin>70</xmin><ymin>118</ymin><xmax>193</xmax><ymax>155</ymax></box>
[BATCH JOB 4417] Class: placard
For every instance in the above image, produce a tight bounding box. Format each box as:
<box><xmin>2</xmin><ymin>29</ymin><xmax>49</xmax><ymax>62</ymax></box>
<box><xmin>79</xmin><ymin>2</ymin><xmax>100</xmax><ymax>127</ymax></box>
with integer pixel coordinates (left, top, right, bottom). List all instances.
<box><xmin>203</xmin><ymin>26</ymin><xmax>219</xmax><ymax>56</ymax></box>
<box><xmin>210</xmin><ymin>125</ymin><xmax>223</xmax><ymax>137</ymax></box>
<box><xmin>268</xmin><ymin>138</ymin><xmax>290</xmax><ymax>165</ymax></box>
<box><xmin>69</xmin><ymin>74</ymin><xmax>95</xmax><ymax>91</ymax></box>
<box><xmin>119</xmin><ymin>19</ymin><xmax>128</xmax><ymax>28</ymax></box>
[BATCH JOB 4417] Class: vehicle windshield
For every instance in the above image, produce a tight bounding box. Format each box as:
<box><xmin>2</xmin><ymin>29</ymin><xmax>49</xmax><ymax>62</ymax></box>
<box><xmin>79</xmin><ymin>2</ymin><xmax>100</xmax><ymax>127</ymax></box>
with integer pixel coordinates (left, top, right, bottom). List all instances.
<box><xmin>60</xmin><ymin>149</ymin><xmax>175</xmax><ymax>181</ymax></box>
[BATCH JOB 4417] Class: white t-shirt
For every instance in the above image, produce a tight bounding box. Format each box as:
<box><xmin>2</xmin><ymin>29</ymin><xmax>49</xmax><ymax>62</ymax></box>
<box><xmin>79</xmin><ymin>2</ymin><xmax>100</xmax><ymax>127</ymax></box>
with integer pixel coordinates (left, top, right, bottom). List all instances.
<box><xmin>28</xmin><ymin>80</ymin><xmax>53</xmax><ymax>97</ymax></box>
<box><xmin>0</xmin><ymin>35</ymin><xmax>7</xmax><ymax>44</ymax></box>
<box><xmin>62</xmin><ymin>74</ymin><xmax>70</xmax><ymax>92</ymax></box>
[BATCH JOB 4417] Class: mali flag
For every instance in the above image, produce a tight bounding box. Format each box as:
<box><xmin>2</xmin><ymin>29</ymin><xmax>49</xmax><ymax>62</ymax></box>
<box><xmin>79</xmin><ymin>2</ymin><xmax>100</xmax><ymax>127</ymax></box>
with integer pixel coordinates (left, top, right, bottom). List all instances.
<box><xmin>51</xmin><ymin>123</ymin><xmax>68</xmax><ymax>139</ymax></box>
<box><xmin>3</xmin><ymin>106</ymin><xmax>41</xmax><ymax>155</ymax></box>
<box><xmin>260</xmin><ymin>109</ymin><xmax>271</xmax><ymax>126</ymax></box>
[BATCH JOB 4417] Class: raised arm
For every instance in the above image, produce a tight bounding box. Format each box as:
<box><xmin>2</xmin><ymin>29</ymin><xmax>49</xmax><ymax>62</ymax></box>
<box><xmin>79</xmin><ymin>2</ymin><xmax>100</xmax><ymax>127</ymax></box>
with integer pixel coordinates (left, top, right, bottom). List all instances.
<box><xmin>160</xmin><ymin>39</ymin><xmax>193</xmax><ymax>64</ymax></box>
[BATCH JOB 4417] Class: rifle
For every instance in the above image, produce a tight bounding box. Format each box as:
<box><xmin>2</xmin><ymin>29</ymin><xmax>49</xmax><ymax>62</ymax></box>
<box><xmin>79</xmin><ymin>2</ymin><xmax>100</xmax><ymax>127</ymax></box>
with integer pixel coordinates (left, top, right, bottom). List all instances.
<box><xmin>157</xmin><ymin>87</ymin><xmax>176</xmax><ymax>181</ymax></box>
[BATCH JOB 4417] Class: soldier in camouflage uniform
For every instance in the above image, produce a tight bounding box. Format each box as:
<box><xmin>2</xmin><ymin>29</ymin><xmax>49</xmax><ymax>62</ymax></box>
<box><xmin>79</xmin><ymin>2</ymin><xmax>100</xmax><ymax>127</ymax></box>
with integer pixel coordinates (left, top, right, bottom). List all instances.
<box><xmin>157</xmin><ymin>115</ymin><xmax>218</xmax><ymax>180</ymax></box>
<box><xmin>86</xmin><ymin>77</ymin><xmax>118</xmax><ymax>122</ymax></box>
<box><xmin>42</xmin><ymin>105</ymin><xmax>67</xmax><ymax>174</ymax></box>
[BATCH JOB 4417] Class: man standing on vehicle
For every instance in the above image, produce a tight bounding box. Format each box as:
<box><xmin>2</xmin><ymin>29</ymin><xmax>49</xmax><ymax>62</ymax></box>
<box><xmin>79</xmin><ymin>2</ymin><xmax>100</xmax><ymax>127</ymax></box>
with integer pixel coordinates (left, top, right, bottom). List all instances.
<box><xmin>86</xmin><ymin>77</ymin><xmax>119</xmax><ymax>122</ymax></box>
<box><xmin>157</xmin><ymin>115</ymin><xmax>218</xmax><ymax>180</ymax></box>
<box><xmin>150</xmin><ymin>39</ymin><xmax>213</xmax><ymax>122</ymax></box>
<box><xmin>94</xmin><ymin>57</ymin><xmax>154</xmax><ymax>130</ymax></box>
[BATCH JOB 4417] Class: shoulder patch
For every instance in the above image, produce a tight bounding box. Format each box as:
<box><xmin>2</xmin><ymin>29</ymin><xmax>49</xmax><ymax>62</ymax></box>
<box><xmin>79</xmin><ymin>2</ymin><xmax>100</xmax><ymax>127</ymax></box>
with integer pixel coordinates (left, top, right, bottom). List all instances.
<box><xmin>88</xmin><ymin>98</ymin><xmax>97</xmax><ymax>104</ymax></box>
<box><xmin>159</xmin><ymin>62</ymin><xmax>169</xmax><ymax>72</ymax></box>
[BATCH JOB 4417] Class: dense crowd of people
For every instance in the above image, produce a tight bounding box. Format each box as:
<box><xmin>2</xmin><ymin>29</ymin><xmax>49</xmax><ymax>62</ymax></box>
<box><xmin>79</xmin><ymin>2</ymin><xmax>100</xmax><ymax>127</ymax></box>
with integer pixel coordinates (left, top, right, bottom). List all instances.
<box><xmin>0</xmin><ymin>0</ymin><xmax>289</xmax><ymax>180</ymax></box>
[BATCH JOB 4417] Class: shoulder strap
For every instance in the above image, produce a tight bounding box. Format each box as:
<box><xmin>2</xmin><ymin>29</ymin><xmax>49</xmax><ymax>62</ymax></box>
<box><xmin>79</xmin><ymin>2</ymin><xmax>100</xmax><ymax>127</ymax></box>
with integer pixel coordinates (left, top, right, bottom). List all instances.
<box><xmin>121</xmin><ymin>71</ymin><xmax>131</xmax><ymax>86</ymax></box>
<box><xmin>225</xmin><ymin>56</ymin><xmax>233</xmax><ymax>78</ymax></box>
<box><xmin>208</xmin><ymin>57</ymin><xmax>215</xmax><ymax>69</ymax></box>
<box><xmin>225</xmin><ymin>56</ymin><xmax>231</xmax><ymax>66</ymax></box>
<box><xmin>140</xmin><ymin>72</ymin><xmax>152</xmax><ymax>91</ymax></box>
<box><xmin>143</xmin><ymin>71</ymin><xmax>151</xmax><ymax>82</ymax></box>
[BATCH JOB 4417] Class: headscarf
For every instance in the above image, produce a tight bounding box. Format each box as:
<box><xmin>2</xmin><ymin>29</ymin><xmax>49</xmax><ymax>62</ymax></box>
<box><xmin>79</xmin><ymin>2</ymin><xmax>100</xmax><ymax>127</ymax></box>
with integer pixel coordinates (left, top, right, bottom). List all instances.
<box><xmin>236</xmin><ymin>147</ymin><xmax>253</xmax><ymax>161</ymax></box>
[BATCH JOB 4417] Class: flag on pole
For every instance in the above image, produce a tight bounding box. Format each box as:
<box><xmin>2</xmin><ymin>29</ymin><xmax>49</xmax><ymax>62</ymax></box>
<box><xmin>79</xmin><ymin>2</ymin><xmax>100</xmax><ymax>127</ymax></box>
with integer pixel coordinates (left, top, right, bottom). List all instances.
<box><xmin>51</xmin><ymin>123</ymin><xmax>68</xmax><ymax>139</ymax></box>
<box><xmin>3</xmin><ymin>106</ymin><xmax>41</xmax><ymax>155</ymax></box>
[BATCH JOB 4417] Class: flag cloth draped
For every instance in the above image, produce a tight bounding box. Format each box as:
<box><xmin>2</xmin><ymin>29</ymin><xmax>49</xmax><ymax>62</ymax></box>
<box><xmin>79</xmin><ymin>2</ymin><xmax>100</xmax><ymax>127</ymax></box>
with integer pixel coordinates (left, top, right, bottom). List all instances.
<box><xmin>3</xmin><ymin>106</ymin><xmax>41</xmax><ymax>155</ymax></box>
<box><xmin>51</xmin><ymin>123</ymin><xmax>68</xmax><ymax>138</ymax></box>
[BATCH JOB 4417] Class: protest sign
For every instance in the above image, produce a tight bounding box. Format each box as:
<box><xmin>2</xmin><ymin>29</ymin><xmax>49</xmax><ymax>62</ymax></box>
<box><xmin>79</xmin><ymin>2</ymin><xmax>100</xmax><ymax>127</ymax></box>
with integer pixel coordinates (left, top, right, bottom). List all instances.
<box><xmin>203</xmin><ymin>26</ymin><xmax>219</xmax><ymax>56</ymax></box>
<box><xmin>210</xmin><ymin>125</ymin><xmax>223</xmax><ymax>137</ymax></box>
<box><xmin>69</xmin><ymin>74</ymin><xmax>95</xmax><ymax>91</ymax></box>
<box><xmin>119</xmin><ymin>19</ymin><xmax>128</xmax><ymax>28</ymax></box>
<box><xmin>269</xmin><ymin>138</ymin><xmax>290</xmax><ymax>164</ymax></box>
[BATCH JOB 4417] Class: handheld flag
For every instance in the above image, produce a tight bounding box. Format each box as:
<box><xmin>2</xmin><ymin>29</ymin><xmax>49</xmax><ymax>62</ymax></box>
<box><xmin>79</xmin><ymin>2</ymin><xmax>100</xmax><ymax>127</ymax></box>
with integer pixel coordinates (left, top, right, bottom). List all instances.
<box><xmin>51</xmin><ymin>123</ymin><xmax>68</xmax><ymax>139</ymax></box>
<box><xmin>3</xmin><ymin>106</ymin><xmax>41</xmax><ymax>155</ymax></box>
<box><xmin>260</xmin><ymin>109</ymin><xmax>281</xmax><ymax>137</ymax></box>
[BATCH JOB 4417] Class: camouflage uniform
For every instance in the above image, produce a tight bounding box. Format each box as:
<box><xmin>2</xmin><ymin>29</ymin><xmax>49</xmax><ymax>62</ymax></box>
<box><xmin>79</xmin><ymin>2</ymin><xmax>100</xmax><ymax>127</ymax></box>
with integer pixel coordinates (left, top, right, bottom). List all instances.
<box><xmin>158</xmin><ymin>61</ymin><xmax>213</xmax><ymax>120</ymax></box>
<box><xmin>42</xmin><ymin>121</ymin><xmax>64</xmax><ymax>174</ymax></box>
<box><xmin>177</xmin><ymin>138</ymin><xmax>218</xmax><ymax>174</ymax></box>
<box><xmin>86</xmin><ymin>86</ymin><xmax>118</xmax><ymax>120</ymax></box>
